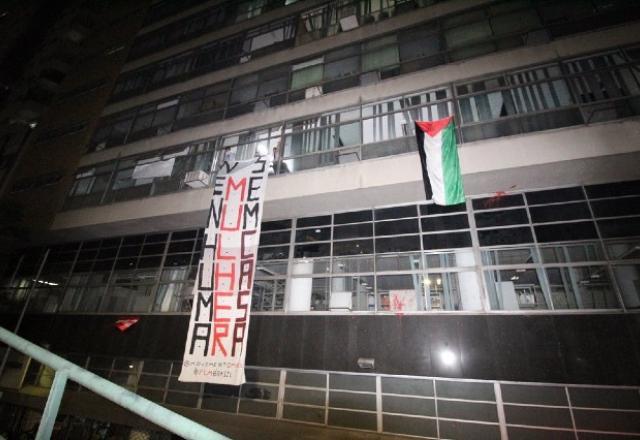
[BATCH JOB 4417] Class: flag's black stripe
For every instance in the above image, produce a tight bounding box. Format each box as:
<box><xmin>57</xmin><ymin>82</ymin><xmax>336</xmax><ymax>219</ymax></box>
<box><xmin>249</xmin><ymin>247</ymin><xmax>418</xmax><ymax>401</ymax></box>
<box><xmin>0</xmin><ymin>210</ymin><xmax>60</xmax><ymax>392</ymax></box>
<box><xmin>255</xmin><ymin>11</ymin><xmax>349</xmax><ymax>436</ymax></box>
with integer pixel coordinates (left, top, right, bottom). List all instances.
<box><xmin>414</xmin><ymin>122</ymin><xmax>433</xmax><ymax>201</ymax></box>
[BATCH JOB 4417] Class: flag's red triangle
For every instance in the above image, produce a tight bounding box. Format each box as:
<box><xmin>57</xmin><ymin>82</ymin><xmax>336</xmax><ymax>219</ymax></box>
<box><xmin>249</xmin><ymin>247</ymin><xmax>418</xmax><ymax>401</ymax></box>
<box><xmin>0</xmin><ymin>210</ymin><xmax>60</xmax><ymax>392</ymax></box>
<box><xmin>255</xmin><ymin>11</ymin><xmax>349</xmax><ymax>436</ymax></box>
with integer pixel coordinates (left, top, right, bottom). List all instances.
<box><xmin>416</xmin><ymin>116</ymin><xmax>453</xmax><ymax>137</ymax></box>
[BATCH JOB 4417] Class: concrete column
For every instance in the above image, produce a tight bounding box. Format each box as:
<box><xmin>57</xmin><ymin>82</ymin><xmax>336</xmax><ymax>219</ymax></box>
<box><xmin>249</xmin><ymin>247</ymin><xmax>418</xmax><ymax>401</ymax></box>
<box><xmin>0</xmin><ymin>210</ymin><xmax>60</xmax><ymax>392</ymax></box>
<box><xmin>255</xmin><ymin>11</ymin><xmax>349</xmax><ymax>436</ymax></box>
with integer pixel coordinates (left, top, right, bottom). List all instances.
<box><xmin>455</xmin><ymin>250</ymin><xmax>483</xmax><ymax>311</ymax></box>
<box><xmin>286</xmin><ymin>260</ymin><xmax>314</xmax><ymax>311</ymax></box>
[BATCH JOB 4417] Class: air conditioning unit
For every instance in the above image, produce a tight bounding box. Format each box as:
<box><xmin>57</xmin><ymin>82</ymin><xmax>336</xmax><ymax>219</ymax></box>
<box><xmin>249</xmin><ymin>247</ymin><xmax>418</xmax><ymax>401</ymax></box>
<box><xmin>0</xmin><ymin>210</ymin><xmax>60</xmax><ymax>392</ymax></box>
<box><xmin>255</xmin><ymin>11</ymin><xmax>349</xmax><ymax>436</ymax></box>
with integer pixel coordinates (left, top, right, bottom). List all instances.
<box><xmin>184</xmin><ymin>170</ymin><xmax>210</xmax><ymax>188</ymax></box>
<box><xmin>339</xmin><ymin>14</ymin><xmax>359</xmax><ymax>31</ymax></box>
<box><xmin>305</xmin><ymin>86</ymin><xmax>323</xmax><ymax>99</ymax></box>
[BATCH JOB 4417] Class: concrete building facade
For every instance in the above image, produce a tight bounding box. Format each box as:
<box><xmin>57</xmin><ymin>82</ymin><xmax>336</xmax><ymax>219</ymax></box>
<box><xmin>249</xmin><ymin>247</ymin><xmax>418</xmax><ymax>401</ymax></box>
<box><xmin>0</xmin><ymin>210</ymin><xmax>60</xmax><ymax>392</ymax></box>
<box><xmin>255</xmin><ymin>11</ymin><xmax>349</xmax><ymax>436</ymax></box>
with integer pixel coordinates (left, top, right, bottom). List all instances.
<box><xmin>1</xmin><ymin>0</ymin><xmax>640</xmax><ymax>438</ymax></box>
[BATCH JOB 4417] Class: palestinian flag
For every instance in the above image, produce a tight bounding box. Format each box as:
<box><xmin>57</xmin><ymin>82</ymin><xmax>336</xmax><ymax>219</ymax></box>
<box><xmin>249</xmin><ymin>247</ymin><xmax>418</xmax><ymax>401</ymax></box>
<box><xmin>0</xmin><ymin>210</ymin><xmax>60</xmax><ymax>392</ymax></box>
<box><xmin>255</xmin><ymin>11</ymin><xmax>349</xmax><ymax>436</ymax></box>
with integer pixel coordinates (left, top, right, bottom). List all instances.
<box><xmin>415</xmin><ymin>117</ymin><xmax>465</xmax><ymax>206</ymax></box>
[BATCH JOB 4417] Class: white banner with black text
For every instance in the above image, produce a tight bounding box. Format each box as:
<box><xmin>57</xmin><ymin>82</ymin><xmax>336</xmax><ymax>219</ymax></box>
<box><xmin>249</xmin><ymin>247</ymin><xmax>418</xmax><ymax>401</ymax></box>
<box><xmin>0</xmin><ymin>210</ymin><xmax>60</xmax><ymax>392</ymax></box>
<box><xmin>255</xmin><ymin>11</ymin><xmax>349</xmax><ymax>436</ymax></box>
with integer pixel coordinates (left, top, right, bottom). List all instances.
<box><xmin>179</xmin><ymin>156</ymin><xmax>270</xmax><ymax>385</ymax></box>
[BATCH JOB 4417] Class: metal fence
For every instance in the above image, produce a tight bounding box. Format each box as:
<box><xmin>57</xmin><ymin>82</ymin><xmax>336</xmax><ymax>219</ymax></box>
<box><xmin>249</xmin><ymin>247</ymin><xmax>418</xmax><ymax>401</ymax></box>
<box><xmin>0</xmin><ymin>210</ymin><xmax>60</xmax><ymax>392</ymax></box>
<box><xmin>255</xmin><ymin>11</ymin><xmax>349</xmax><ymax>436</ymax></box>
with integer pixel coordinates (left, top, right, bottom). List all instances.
<box><xmin>18</xmin><ymin>351</ymin><xmax>640</xmax><ymax>439</ymax></box>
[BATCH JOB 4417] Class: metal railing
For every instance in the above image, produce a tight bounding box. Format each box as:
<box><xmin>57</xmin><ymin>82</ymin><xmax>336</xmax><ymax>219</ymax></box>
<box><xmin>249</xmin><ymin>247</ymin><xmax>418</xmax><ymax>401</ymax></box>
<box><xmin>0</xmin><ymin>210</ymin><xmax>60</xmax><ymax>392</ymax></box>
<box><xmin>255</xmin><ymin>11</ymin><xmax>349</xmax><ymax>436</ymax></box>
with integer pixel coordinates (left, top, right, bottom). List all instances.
<box><xmin>0</xmin><ymin>326</ymin><xmax>230</xmax><ymax>440</ymax></box>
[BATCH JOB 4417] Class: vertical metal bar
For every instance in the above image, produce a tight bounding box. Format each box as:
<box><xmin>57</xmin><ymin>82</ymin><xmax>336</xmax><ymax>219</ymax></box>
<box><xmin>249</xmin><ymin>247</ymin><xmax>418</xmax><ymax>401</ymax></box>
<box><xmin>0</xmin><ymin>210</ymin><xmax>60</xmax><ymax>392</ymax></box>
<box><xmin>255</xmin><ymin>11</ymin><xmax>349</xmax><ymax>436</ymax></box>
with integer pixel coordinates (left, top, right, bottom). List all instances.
<box><xmin>324</xmin><ymin>372</ymin><xmax>329</xmax><ymax>425</ymax></box>
<box><xmin>565</xmin><ymin>386</ymin><xmax>579</xmax><ymax>440</ymax></box>
<box><xmin>494</xmin><ymin>382</ymin><xmax>509</xmax><ymax>440</ymax></box>
<box><xmin>466</xmin><ymin>198</ymin><xmax>491</xmax><ymax>311</ymax></box>
<box><xmin>583</xmin><ymin>185</ymin><xmax>626</xmax><ymax>310</ymax></box>
<box><xmin>276</xmin><ymin>369</ymin><xmax>286</xmax><ymax>419</ymax></box>
<box><xmin>0</xmin><ymin>248</ymin><xmax>50</xmax><ymax>380</ymax></box>
<box><xmin>0</xmin><ymin>254</ymin><xmax>24</xmax><ymax>380</ymax></box>
<box><xmin>433</xmin><ymin>379</ymin><xmax>440</xmax><ymax>439</ymax></box>
<box><xmin>35</xmin><ymin>371</ymin><xmax>68</xmax><ymax>440</ymax></box>
<box><xmin>16</xmin><ymin>248</ymin><xmax>50</xmax><ymax>332</ymax></box>
<box><xmin>375</xmin><ymin>375</ymin><xmax>383</xmax><ymax>433</ymax></box>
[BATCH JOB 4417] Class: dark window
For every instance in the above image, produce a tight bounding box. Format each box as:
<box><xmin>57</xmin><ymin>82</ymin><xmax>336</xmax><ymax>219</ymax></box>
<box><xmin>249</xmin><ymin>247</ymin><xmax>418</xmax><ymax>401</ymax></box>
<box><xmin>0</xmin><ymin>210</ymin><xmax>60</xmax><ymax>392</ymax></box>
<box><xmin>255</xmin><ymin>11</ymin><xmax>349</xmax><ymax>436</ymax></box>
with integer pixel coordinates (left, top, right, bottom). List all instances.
<box><xmin>534</xmin><ymin>222</ymin><xmax>598</xmax><ymax>242</ymax></box>
<box><xmin>77</xmin><ymin>249</ymin><xmax>98</xmax><ymax>260</ymax></box>
<box><xmin>261</xmin><ymin>219</ymin><xmax>292</xmax><ymax>231</ymax></box>
<box><xmin>168</xmin><ymin>241</ymin><xmax>195</xmax><ymax>253</ymax></box>
<box><xmin>334</xmin><ymin>210</ymin><xmax>373</xmax><ymax>224</ymax></box>
<box><xmin>586</xmin><ymin>180</ymin><xmax>640</xmax><ymax>199</ymax></box>
<box><xmin>333</xmin><ymin>239</ymin><xmax>374</xmax><ymax>256</ymax></box>
<box><xmin>123</xmin><ymin>235</ymin><xmax>145</xmax><ymax>245</ymax></box>
<box><xmin>419</xmin><ymin>203</ymin><xmax>466</xmax><ymax>215</ymax></box>
<box><xmin>421</xmin><ymin>214</ymin><xmax>469</xmax><ymax>231</ymax></box>
<box><xmin>115</xmin><ymin>258</ymin><xmax>137</xmax><ymax>270</ymax></box>
<box><xmin>146</xmin><ymin>233</ymin><xmax>169</xmax><ymax>243</ymax></box>
<box><xmin>258</xmin><ymin>246</ymin><xmax>289</xmax><ymax>260</ymax></box>
<box><xmin>93</xmin><ymin>260</ymin><xmax>115</xmax><ymax>271</ymax></box>
<box><xmin>97</xmin><ymin>248</ymin><xmax>118</xmax><ymax>259</ymax></box>
<box><xmin>529</xmin><ymin>202</ymin><xmax>591</xmax><ymax>223</ymax></box>
<box><xmin>297</xmin><ymin>215</ymin><xmax>332</xmax><ymax>227</ymax></box>
<box><xmin>102</xmin><ymin>238</ymin><xmax>121</xmax><ymax>247</ymax></box>
<box><xmin>334</xmin><ymin>223</ymin><xmax>373</xmax><ymax>239</ymax></box>
<box><xmin>294</xmin><ymin>243</ymin><xmax>331</xmax><ymax>258</ymax></box>
<box><xmin>478</xmin><ymin>227</ymin><xmax>533</xmax><ymax>246</ymax></box>
<box><xmin>376</xmin><ymin>236</ymin><xmax>421</xmax><ymax>253</ymax></box>
<box><xmin>142</xmin><ymin>244</ymin><xmax>166</xmax><ymax>255</ymax></box>
<box><xmin>172</xmin><ymin>230</ymin><xmax>198</xmax><ymax>240</ymax></box>
<box><xmin>374</xmin><ymin>205</ymin><xmax>417</xmax><ymax>220</ymax></box>
<box><xmin>423</xmin><ymin>232</ymin><xmax>472</xmax><ymax>249</ymax></box>
<box><xmin>83</xmin><ymin>240</ymin><xmax>102</xmax><ymax>249</ymax></box>
<box><xmin>598</xmin><ymin>217</ymin><xmax>640</xmax><ymax>238</ymax></box>
<box><xmin>475</xmin><ymin>209</ymin><xmax>528</xmax><ymax>227</ymax></box>
<box><xmin>118</xmin><ymin>246</ymin><xmax>141</xmax><ymax>258</ymax></box>
<box><xmin>472</xmin><ymin>194</ymin><xmax>524</xmax><ymax>210</ymax></box>
<box><xmin>525</xmin><ymin>187</ymin><xmax>584</xmax><ymax>204</ymax></box>
<box><xmin>138</xmin><ymin>256</ymin><xmax>163</xmax><ymax>268</ymax></box>
<box><xmin>375</xmin><ymin>219</ymin><xmax>419</xmax><ymax>236</ymax></box>
<box><xmin>296</xmin><ymin>227</ymin><xmax>331</xmax><ymax>242</ymax></box>
<box><xmin>164</xmin><ymin>254</ymin><xmax>191</xmax><ymax>266</ymax></box>
<box><xmin>260</xmin><ymin>231</ymin><xmax>291</xmax><ymax>245</ymax></box>
<box><xmin>590</xmin><ymin>197</ymin><xmax>640</xmax><ymax>218</ymax></box>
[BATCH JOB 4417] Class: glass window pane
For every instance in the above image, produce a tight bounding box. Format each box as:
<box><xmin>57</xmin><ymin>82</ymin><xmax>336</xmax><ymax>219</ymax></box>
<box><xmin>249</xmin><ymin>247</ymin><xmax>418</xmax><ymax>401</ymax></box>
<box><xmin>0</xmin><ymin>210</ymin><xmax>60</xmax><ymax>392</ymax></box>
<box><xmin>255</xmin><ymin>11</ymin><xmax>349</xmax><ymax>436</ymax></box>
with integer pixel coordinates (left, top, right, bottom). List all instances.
<box><xmin>362</xmin><ymin>44</ymin><xmax>399</xmax><ymax>72</ymax></box>
<box><xmin>529</xmin><ymin>203</ymin><xmax>591</xmax><ymax>223</ymax></box>
<box><xmin>540</xmin><ymin>242</ymin><xmax>605</xmax><ymax>263</ymax></box>
<box><xmin>423</xmin><ymin>232</ymin><xmax>472</xmax><ymax>250</ymax></box>
<box><xmin>333</xmin><ymin>239</ymin><xmax>374</xmax><ymax>256</ymax></box>
<box><xmin>612</xmin><ymin>265</ymin><xmax>640</xmax><ymax>309</ymax></box>
<box><xmin>425</xmin><ymin>271</ymin><xmax>483</xmax><ymax>311</ymax></box>
<box><xmin>330</xmin><ymin>275</ymin><xmax>375</xmax><ymax>311</ymax></box>
<box><xmin>546</xmin><ymin>266</ymin><xmax>618</xmax><ymax>310</ymax></box>
<box><xmin>335</xmin><ymin>210</ymin><xmax>372</xmax><ymax>224</ymax></box>
<box><xmin>485</xmin><ymin>269</ymin><xmax>548</xmax><ymax>310</ymax></box>
<box><xmin>534</xmin><ymin>222</ymin><xmax>598</xmax><ymax>243</ymax></box>
<box><xmin>334</xmin><ymin>223</ymin><xmax>373</xmax><ymax>239</ymax></box>
<box><xmin>375</xmin><ymin>219</ymin><xmax>419</xmax><ymax>236</ymax></box>
<box><xmin>482</xmin><ymin>247</ymin><xmax>538</xmax><ymax>265</ymax></box>
<box><xmin>475</xmin><ymin>209</ymin><xmax>528</xmax><ymax>227</ymax></box>
<box><xmin>376</xmin><ymin>236</ymin><xmax>421</xmax><ymax>253</ymax></box>
<box><xmin>421</xmin><ymin>214</ymin><xmax>469</xmax><ymax>231</ymax></box>
<box><xmin>376</xmin><ymin>253</ymin><xmax>422</xmax><ymax>272</ymax></box>
<box><xmin>295</xmin><ymin>227</ymin><xmax>331</xmax><ymax>242</ymax></box>
<box><xmin>291</xmin><ymin>64</ymin><xmax>323</xmax><ymax>90</ymax></box>
<box><xmin>473</xmin><ymin>194</ymin><xmax>524</xmax><ymax>210</ymax></box>
<box><xmin>526</xmin><ymin>187</ymin><xmax>585</xmax><ymax>204</ymax></box>
<box><xmin>332</xmin><ymin>255</ymin><xmax>374</xmax><ymax>273</ymax></box>
<box><xmin>478</xmin><ymin>227</ymin><xmax>533</xmax><ymax>246</ymax></box>
<box><xmin>606</xmin><ymin>239</ymin><xmax>640</xmax><ymax>260</ymax></box>
<box><xmin>445</xmin><ymin>21</ymin><xmax>492</xmax><ymax>49</ymax></box>
<box><xmin>376</xmin><ymin>275</ymin><xmax>425</xmax><ymax>311</ymax></box>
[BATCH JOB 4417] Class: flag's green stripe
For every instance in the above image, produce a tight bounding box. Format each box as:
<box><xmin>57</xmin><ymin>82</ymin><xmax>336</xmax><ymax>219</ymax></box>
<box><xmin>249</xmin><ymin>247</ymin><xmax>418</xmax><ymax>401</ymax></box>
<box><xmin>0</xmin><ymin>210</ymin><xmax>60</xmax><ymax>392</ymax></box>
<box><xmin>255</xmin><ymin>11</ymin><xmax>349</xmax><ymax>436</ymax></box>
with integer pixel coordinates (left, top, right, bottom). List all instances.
<box><xmin>441</xmin><ymin>123</ymin><xmax>465</xmax><ymax>205</ymax></box>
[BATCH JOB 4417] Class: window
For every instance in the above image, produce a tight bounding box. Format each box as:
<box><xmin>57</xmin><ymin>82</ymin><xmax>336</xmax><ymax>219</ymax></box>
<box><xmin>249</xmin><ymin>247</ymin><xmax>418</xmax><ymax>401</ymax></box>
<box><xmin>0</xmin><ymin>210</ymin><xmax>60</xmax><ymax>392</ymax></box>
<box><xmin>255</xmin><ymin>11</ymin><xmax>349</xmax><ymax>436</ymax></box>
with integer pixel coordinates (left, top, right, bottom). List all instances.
<box><xmin>485</xmin><ymin>268</ymin><xmax>548</xmax><ymax>310</ymax></box>
<box><xmin>362</xmin><ymin>36</ymin><xmax>399</xmax><ymax>73</ymax></box>
<box><xmin>291</xmin><ymin>58</ymin><xmax>323</xmax><ymax>90</ymax></box>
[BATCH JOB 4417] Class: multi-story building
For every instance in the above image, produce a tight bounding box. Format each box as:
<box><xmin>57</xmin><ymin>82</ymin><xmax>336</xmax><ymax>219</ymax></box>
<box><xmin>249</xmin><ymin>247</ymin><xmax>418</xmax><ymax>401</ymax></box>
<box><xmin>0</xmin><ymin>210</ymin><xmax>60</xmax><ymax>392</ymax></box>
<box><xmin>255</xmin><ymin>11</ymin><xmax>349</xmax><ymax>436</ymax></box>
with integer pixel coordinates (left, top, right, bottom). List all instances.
<box><xmin>1</xmin><ymin>0</ymin><xmax>640</xmax><ymax>438</ymax></box>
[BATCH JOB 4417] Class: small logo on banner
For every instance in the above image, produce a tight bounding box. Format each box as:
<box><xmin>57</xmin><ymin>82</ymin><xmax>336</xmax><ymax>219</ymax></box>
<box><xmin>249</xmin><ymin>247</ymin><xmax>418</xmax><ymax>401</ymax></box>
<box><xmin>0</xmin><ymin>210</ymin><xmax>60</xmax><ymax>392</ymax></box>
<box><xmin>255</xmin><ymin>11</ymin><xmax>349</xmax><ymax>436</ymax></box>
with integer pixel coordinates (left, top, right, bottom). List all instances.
<box><xmin>115</xmin><ymin>317</ymin><xmax>139</xmax><ymax>332</ymax></box>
